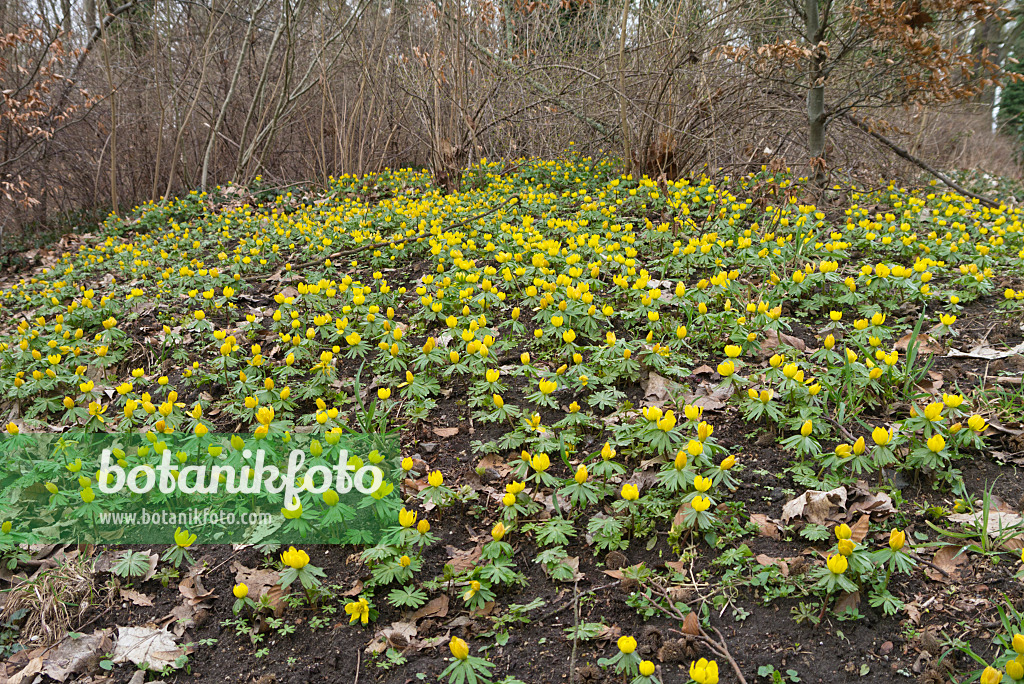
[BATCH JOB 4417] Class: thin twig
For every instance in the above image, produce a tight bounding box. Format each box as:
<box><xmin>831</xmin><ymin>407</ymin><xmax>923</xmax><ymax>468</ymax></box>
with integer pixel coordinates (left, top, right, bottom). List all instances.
<box><xmin>909</xmin><ymin>552</ymin><xmax>950</xmax><ymax>579</ymax></box>
<box><xmin>537</xmin><ymin>580</ymin><xmax>621</xmax><ymax>623</ymax></box>
<box><xmin>353</xmin><ymin>647</ymin><xmax>361</xmax><ymax>684</ymax></box>
<box><xmin>569</xmin><ymin>579</ymin><xmax>580</xmax><ymax>684</ymax></box>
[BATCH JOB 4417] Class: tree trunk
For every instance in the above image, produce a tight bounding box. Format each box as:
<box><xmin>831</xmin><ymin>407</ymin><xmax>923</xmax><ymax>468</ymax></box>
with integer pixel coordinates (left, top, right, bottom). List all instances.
<box><xmin>805</xmin><ymin>0</ymin><xmax>827</xmax><ymax>188</ymax></box>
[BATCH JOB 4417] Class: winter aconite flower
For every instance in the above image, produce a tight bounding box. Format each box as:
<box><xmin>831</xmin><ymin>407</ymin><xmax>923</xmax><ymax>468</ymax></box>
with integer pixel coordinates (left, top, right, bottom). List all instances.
<box><xmin>281</xmin><ymin>546</ymin><xmax>309</xmax><ymax>569</ymax></box>
<box><xmin>620</xmin><ymin>484</ymin><xmax>639</xmax><ymax>501</ymax></box>
<box><xmin>689</xmin><ymin>658</ymin><xmax>719</xmax><ymax>684</ymax></box>
<box><xmin>449</xmin><ymin>636</ymin><xmax>470</xmax><ymax>660</ymax></box>
<box><xmin>399</xmin><ymin>508</ymin><xmax>417</xmax><ymax>528</ymax></box>
<box><xmin>617</xmin><ymin>636</ymin><xmax>637</xmax><ymax>654</ymax></box>
<box><xmin>233</xmin><ymin>583</ymin><xmax>248</xmax><ymax>599</ymax></box>
<box><xmin>980</xmin><ymin>667</ymin><xmax>1002</xmax><ymax>684</ymax></box>
<box><xmin>826</xmin><ymin>553</ymin><xmax>848</xmax><ymax>574</ymax></box>
<box><xmin>345</xmin><ymin>597</ymin><xmax>370</xmax><ymax>625</ymax></box>
<box><xmin>889</xmin><ymin>529</ymin><xmax>906</xmax><ymax>551</ymax></box>
<box><xmin>174</xmin><ymin>527</ymin><xmax>196</xmax><ymax>548</ymax></box>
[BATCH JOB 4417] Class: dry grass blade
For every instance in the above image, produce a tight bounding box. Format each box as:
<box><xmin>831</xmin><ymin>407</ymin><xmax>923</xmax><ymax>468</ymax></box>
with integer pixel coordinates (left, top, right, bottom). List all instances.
<box><xmin>0</xmin><ymin>554</ymin><xmax>96</xmax><ymax>646</ymax></box>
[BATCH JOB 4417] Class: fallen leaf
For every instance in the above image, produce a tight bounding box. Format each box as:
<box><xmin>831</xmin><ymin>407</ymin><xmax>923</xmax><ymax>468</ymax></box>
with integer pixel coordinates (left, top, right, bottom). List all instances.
<box><xmin>849</xmin><ymin>514</ymin><xmax>871</xmax><ymax>543</ymax></box>
<box><xmin>444</xmin><ymin>544</ymin><xmax>482</xmax><ymax>574</ymax></box>
<box><xmin>946</xmin><ymin>341</ymin><xmax>1024</xmax><ymax>360</ymax></box>
<box><xmin>948</xmin><ymin>511</ymin><xmax>1024</xmax><ymax>551</ymax></box>
<box><xmin>178</xmin><ymin>575</ymin><xmax>215</xmax><ymax>605</ymax></box>
<box><xmin>760</xmin><ymin>327</ymin><xmax>808</xmax><ymax>355</ymax></box>
<box><xmin>835</xmin><ymin>591</ymin><xmax>861</xmax><ymax>615</ymax></box>
<box><xmin>895</xmin><ymin>333</ymin><xmax>943</xmax><ymax>355</ymax></box>
<box><xmin>683</xmin><ymin>383</ymin><xmax>732</xmax><ymax>411</ymax></box>
<box><xmin>7</xmin><ymin>656</ymin><xmax>43</xmax><ymax>684</ymax></box>
<box><xmin>121</xmin><ymin>589</ymin><xmax>153</xmax><ymax>607</ymax></box>
<box><xmin>111</xmin><ymin>625</ymin><xmax>184</xmax><ymax>669</ymax></box>
<box><xmin>782</xmin><ymin>486</ymin><xmax>848</xmax><ymax>526</ymax></box>
<box><xmin>39</xmin><ymin>630</ymin><xmax>111</xmax><ymax>682</ymax></box>
<box><xmin>409</xmin><ymin>595</ymin><xmax>449</xmax><ymax>622</ymax></box>
<box><xmin>927</xmin><ymin>545</ymin><xmax>968</xmax><ymax>582</ymax></box>
<box><xmin>750</xmin><ymin>513</ymin><xmax>781</xmax><ymax>539</ymax></box>
<box><xmin>432</xmin><ymin>426</ymin><xmax>459</xmax><ymax>438</ymax></box>
<box><xmin>680</xmin><ymin>612</ymin><xmax>700</xmax><ymax>635</ymax></box>
<box><xmin>231</xmin><ymin>561</ymin><xmax>280</xmax><ymax>600</ymax></box>
<box><xmin>642</xmin><ymin>372</ymin><xmax>680</xmax><ymax>408</ymax></box>
<box><xmin>914</xmin><ymin>370</ymin><xmax>945</xmax><ymax>395</ymax></box>
<box><xmin>755</xmin><ymin>554</ymin><xmax>790</xmax><ymax>577</ymax></box>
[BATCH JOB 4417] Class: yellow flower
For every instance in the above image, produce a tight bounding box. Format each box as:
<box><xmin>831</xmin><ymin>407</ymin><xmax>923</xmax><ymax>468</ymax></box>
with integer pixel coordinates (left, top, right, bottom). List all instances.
<box><xmin>417</xmin><ymin>519</ymin><xmax>430</xmax><ymax>535</ymax></box>
<box><xmin>968</xmin><ymin>414</ymin><xmax>987</xmax><ymax>432</ymax></box>
<box><xmin>926</xmin><ymin>434</ymin><xmax>946</xmax><ymax>452</ymax></box>
<box><xmin>401</xmin><ymin>457</ymin><xmax>414</xmax><ymax>471</ymax></box>
<box><xmin>233</xmin><ymin>583</ymin><xmax>248</xmax><ymax>599</ymax></box>
<box><xmin>717</xmin><ymin>360</ymin><xmax>735</xmax><ymax>377</ymax></box>
<box><xmin>1</xmin><ymin>521</ymin><xmax>11</xmax><ymax>534</ymax></box>
<box><xmin>174</xmin><ymin>527</ymin><xmax>197</xmax><ymax>548</ymax></box>
<box><xmin>657</xmin><ymin>410</ymin><xmax>677</xmax><ymax>432</ymax></box>
<box><xmin>486</xmin><ymin>368</ymin><xmax>500</xmax><ymax>383</ymax></box>
<box><xmin>1007</xmin><ymin>658</ymin><xmax>1023</xmax><ymax>681</ymax></box>
<box><xmin>281</xmin><ymin>546</ymin><xmax>309</xmax><ymax>569</ymax></box>
<box><xmin>674</xmin><ymin>450</ymin><xmax>688</xmax><ymax>470</ymax></box>
<box><xmin>826</xmin><ymin>553</ymin><xmax>848</xmax><ymax>574</ymax></box>
<box><xmin>980</xmin><ymin>667</ymin><xmax>1002</xmax><ymax>684</ymax></box>
<box><xmin>574</xmin><ymin>465</ymin><xmax>588</xmax><ymax>484</ymax></box>
<box><xmin>345</xmin><ymin>597</ymin><xmax>370</xmax><ymax>625</ymax></box>
<box><xmin>923</xmin><ymin>402</ymin><xmax>944</xmax><ymax>421</ymax></box>
<box><xmin>399</xmin><ymin>508</ymin><xmax>417</xmax><ymax>528</ymax></box>
<box><xmin>689</xmin><ymin>658</ymin><xmax>719</xmax><ymax>684</ymax></box>
<box><xmin>428</xmin><ymin>471</ymin><xmax>444</xmax><ymax>487</ymax></box>
<box><xmin>639</xmin><ymin>660</ymin><xmax>655</xmax><ymax>676</ymax></box>
<box><xmin>281</xmin><ymin>498</ymin><xmax>303</xmax><ymax>519</ymax></box>
<box><xmin>345</xmin><ymin>332</ymin><xmax>361</xmax><ymax>346</ymax></box>
<box><xmin>378</xmin><ymin>388</ymin><xmax>391</xmax><ymax>400</ymax></box>
<box><xmin>691</xmin><ymin>495</ymin><xmax>711</xmax><ymax>512</ymax></box>
<box><xmin>872</xmin><ymin>426</ymin><xmax>891</xmax><ymax>446</ymax></box>
<box><xmin>1012</xmin><ymin>633</ymin><xmax>1024</xmax><ymax>654</ymax></box>
<box><xmin>531</xmin><ymin>452</ymin><xmax>550</xmax><ymax>472</ymax></box>
<box><xmin>449</xmin><ymin>636</ymin><xmax>470</xmax><ymax>661</ymax></box>
<box><xmin>6</xmin><ymin>423</ymin><xmax>18</xmax><ymax>435</ymax></box>
<box><xmin>837</xmin><ymin>539</ymin><xmax>855</xmax><ymax>556</ymax></box>
<box><xmin>719</xmin><ymin>455</ymin><xmax>736</xmax><ymax>470</ymax></box>
<box><xmin>617</xmin><ymin>635</ymin><xmax>637</xmax><ymax>654</ymax></box>
<box><xmin>693</xmin><ymin>475</ymin><xmax>712</xmax><ymax>492</ymax></box>
<box><xmin>601</xmin><ymin>442</ymin><xmax>616</xmax><ymax>460</ymax></box>
<box><xmin>800</xmin><ymin>420</ymin><xmax>812</xmax><ymax>437</ymax></box>
<box><xmin>835</xmin><ymin>523</ymin><xmax>852</xmax><ymax>540</ymax></box>
<box><xmin>502</xmin><ymin>492</ymin><xmax>516</xmax><ymax>507</ymax></box>
<box><xmin>724</xmin><ymin>344</ymin><xmax>741</xmax><ymax>358</ymax></box>
<box><xmin>620</xmin><ymin>484</ymin><xmax>639</xmax><ymax>501</ymax></box>
<box><xmin>889</xmin><ymin>528</ymin><xmax>906</xmax><ymax>551</ymax></box>
<box><xmin>491</xmin><ymin>522</ymin><xmax>506</xmax><ymax>542</ymax></box>
<box><xmin>539</xmin><ymin>378</ymin><xmax>557</xmax><ymax>394</ymax></box>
